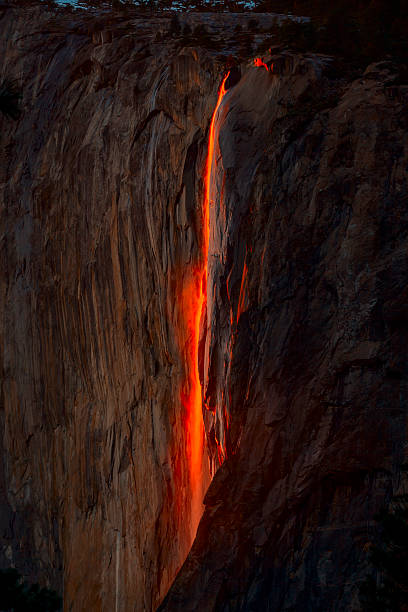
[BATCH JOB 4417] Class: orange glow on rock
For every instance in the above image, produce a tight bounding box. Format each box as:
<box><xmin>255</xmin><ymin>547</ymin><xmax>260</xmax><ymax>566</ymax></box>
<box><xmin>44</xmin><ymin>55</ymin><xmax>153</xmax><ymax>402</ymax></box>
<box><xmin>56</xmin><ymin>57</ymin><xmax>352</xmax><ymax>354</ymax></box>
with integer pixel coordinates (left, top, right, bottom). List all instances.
<box><xmin>237</xmin><ymin>259</ymin><xmax>248</xmax><ymax>323</ymax></box>
<box><xmin>204</xmin><ymin>72</ymin><xmax>230</xmax><ymax>256</ymax></box>
<box><xmin>254</xmin><ymin>57</ymin><xmax>269</xmax><ymax>71</ymax></box>
<box><xmin>178</xmin><ymin>72</ymin><xmax>231</xmax><ymax>533</ymax></box>
<box><xmin>201</xmin><ymin>72</ymin><xmax>230</xmax><ymax>473</ymax></box>
<box><xmin>179</xmin><ymin>266</ymin><xmax>206</xmax><ymax>526</ymax></box>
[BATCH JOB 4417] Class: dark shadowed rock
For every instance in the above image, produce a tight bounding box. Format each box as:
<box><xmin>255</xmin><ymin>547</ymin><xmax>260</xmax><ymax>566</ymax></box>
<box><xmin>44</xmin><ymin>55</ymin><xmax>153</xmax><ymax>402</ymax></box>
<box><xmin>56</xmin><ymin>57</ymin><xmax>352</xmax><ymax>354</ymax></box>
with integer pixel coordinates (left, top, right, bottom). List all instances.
<box><xmin>161</xmin><ymin>57</ymin><xmax>408</xmax><ymax>612</ymax></box>
<box><xmin>1</xmin><ymin>4</ymin><xmax>408</xmax><ymax>612</ymax></box>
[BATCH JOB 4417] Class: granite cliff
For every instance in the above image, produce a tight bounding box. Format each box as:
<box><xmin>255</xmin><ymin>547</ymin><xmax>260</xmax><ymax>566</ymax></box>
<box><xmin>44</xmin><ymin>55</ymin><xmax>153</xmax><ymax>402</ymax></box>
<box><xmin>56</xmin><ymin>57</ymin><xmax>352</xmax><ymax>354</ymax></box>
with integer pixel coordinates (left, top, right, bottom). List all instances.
<box><xmin>1</xmin><ymin>3</ymin><xmax>408</xmax><ymax>611</ymax></box>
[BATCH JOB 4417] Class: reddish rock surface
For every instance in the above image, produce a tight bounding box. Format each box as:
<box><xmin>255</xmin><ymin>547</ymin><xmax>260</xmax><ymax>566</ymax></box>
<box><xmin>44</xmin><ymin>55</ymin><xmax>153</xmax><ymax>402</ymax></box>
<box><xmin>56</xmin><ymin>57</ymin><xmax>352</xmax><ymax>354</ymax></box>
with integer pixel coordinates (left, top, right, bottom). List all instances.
<box><xmin>0</xmin><ymin>4</ymin><xmax>222</xmax><ymax>609</ymax></box>
<box><xmin>1</xmin><ymin>3</ymin><xmax>408</xmax><ymax>611</ymax></box>
<box><xmin>162</xmin><ymin>56</ymin><xmax>408</xmax><ymax>611</ymax></box>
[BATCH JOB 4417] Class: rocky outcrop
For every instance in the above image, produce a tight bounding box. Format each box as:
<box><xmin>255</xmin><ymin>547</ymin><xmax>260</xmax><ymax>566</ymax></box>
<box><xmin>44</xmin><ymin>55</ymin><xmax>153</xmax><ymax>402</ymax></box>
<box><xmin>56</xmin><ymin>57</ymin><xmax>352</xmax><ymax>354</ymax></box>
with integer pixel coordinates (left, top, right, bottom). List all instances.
<box><xmin>162</xmin><ymin>56</ymin><xmax>408</xmax><ymax>610</ymax></box>
<box><xmin>1</xmin><ymin>3</ymin><xmax>408</xmax><ymax>611</ymax></box>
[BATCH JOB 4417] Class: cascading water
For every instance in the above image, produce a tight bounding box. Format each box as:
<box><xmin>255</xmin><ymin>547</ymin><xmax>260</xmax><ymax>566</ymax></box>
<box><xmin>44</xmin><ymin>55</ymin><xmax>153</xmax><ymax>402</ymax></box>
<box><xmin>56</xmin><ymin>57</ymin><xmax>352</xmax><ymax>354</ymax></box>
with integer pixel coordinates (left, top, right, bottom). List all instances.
<box><xmin>254</xmin><ymin>57</ymin><xmax>273</xmax><ymax>71</ymax></box>
<box><xmin>184</xmin><ymin>64</ymin><xmax>269</xmax><ymax>509</ymax></box>
<box><xmin>180</xmin><ymin>71</ymin><xmax>230</xmax><ymax>541</ymax></box>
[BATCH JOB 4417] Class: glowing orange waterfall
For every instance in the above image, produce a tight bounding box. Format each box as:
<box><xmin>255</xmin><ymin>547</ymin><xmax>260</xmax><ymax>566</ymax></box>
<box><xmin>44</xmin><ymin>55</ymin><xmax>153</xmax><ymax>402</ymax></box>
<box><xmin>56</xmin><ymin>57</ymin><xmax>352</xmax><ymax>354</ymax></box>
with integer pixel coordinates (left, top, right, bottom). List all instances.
<box><xmin>180</xmin><ymin>72</ymin><xmax>230</xmax><ymax>539</ymax></box>
<box><xmin>180</xmin><ymin>267</ymin><xmax>206</xmax><ymax>538</ymax></box>
<box><xmin>204</xmin><ymin>71</ymin><xmax>230</xmax><ymax>246</ymax></box>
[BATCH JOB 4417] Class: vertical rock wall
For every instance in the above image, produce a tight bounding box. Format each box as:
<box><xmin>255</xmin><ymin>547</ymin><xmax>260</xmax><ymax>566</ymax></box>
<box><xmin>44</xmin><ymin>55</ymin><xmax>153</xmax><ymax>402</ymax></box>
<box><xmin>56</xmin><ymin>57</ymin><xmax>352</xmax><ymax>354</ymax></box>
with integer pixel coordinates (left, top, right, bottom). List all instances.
<box><xmin>2</xmin><ymin>5</ymin><xmax>408</xmax><ymax>612</ymax></box>
<box><xmin>0</xmin><ymin>5</ymin><xmax>223</xmax><ymax>609</ymax></box>
<box><xmin>162</xmin><ymin>56</ymin><xmax>408</xmax><ymax>610</ymax></box>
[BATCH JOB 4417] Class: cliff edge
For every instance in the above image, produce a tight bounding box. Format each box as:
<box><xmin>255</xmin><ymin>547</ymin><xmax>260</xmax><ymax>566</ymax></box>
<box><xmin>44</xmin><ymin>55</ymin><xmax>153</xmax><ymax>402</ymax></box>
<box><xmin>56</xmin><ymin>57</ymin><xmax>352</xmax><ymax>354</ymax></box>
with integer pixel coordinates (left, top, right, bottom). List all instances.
<box><xmin>1</xmin><ymin>4</ymin><xmax>407</xmax><ymax>611</ymax></box>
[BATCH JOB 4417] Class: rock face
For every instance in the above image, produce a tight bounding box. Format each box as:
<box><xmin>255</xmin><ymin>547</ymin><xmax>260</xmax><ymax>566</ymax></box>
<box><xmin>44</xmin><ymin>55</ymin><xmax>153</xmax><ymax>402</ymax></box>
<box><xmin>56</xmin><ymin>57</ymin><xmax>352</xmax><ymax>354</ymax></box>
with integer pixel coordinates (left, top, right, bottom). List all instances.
<box><xmin>162</xmin><ymin>56</ymin><xmax>408</xmax><ymax>610</ymax></box>
<box><xmin>0</xmin><ymin>5</ymin><xmax>222</xmax><ymax>609</ymax></box>
<box><xmin>1</xmin><ymin>4</ymin><xmax>408</xmax><ymax>612</ymax></box>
